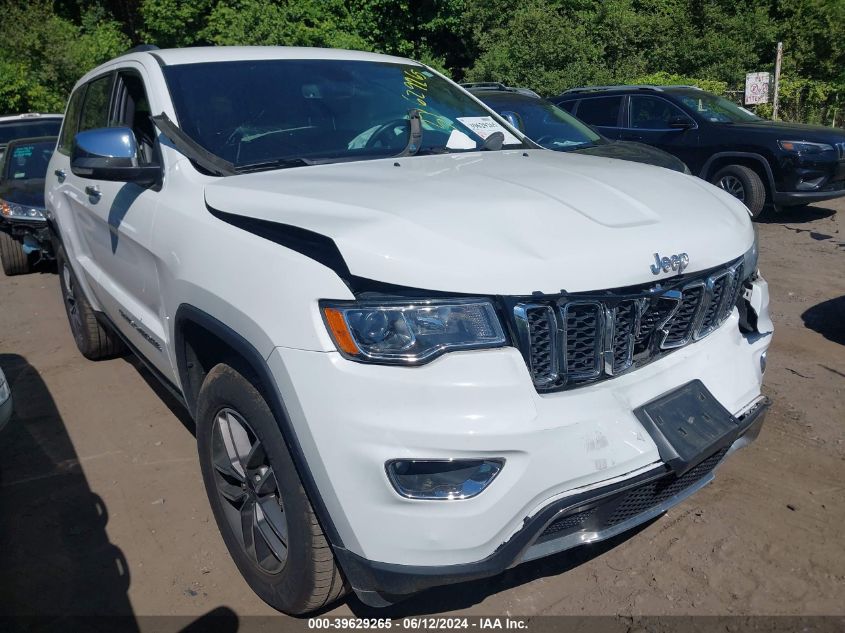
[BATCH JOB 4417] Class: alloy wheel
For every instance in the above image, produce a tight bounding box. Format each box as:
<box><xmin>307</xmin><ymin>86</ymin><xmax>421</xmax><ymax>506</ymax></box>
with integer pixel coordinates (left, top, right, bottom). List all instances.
<box><xmin>718</xmin><ymin>174</ymin><xmax>746</xmax><ymax>202</ymax></box>
<box><xmin>211</xmin><ymin>407</ymin><xmax>289</xmax><ymax>574</ymax></box>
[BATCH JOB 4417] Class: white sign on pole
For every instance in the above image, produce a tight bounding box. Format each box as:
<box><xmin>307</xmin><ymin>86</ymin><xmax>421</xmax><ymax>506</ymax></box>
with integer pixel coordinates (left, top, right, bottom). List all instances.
<box><xmin>745</xmin><ymin>72</ymin><xmax>771</xmax><ymax>105</ymax></box>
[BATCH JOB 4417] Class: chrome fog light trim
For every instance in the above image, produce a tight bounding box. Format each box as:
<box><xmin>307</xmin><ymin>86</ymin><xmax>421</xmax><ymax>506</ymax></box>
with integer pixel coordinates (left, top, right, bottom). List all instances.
<box><xmin>386</xmin><ymin>458</ymin><xmax>504</xmax><ymax>500</ymax></box>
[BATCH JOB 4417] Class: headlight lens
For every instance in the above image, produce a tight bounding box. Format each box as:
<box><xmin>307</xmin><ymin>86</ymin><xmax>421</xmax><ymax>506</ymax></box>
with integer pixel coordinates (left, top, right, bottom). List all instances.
<box><xmin>0</xmin><ymin>199</ymin><xmax>46</xmax><ymax>221</ymax></box>
<box><xmin>742</xmin><ymin>226</ymin><xmax>759</xmax><ymax>277</ymax></box>
<box><xmin>777</xmin><ymin>140</ymin><xmax>834</xmax><ymax>154</ymax></box>
<box><xmin>321</xmin><ymin>299</ymin><xmax>506</xmax><ymax>364</ymax></box>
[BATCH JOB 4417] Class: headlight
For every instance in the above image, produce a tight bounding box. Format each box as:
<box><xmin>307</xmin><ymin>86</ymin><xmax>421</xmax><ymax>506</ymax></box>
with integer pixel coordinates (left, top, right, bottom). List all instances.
<box><xmin>321</xmin><ymin>298</ymin><xmax>506</xmax><ymax>364</ymax></box>
<box><xmin>742</xmin><ymin>226</ymin><xmax>759</xmax><ymax>277</ymax></box>
<box><xmin>777</xmin><ymin>140</ymin><xmax>834</xmax><ymax>154</ymax></box>
<box><xmin>0</xmin><ymin>199</ymin><xmax>46</xmax><ymax>221</ymax></box>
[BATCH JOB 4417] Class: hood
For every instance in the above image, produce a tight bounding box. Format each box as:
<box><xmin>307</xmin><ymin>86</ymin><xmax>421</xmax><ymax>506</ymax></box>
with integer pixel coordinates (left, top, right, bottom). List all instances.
<box><xmin>723</xmin><ymin>119</ymin><xmax>845</xmax><ymax>142</ymax></box>
<box><xmin>0</xmin><ymin>179</ymin><xmax>46</xmax><ymax>208</ymax></box>
<box><xmin>205</xmin><ymin>150</ymin><xmax>754</xmax><ymax>295</ymax></box>
<box><xmin>574</xmin><ymin>140</ymin><xmax>686</xmax><ymax>172</ymax></box>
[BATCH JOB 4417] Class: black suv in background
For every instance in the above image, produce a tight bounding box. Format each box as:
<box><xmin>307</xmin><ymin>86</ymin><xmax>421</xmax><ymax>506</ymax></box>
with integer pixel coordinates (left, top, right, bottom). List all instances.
<box><xmin>465</xmin><ymin>83</ymin><xmax>687</xmax><ymax>173</ymax></box>
<box><xmin>552</xmin><ymin>85</ymin><xmax>845</xmax><ymax>218</ymax></box>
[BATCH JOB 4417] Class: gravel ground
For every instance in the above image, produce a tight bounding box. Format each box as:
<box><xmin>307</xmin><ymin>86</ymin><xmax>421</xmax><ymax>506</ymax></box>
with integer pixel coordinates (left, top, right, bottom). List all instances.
<box><xmin>0</xmin><ymin>199</ymin><xmax>842</xmax><ymax>626</ymax></box>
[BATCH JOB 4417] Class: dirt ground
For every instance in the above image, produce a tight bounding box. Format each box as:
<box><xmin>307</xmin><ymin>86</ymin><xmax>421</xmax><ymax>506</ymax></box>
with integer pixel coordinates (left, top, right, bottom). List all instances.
<box><xmin>0</xmin><ymin>199</ymin><xmax>843</xmax><ymax>626</ymax></box>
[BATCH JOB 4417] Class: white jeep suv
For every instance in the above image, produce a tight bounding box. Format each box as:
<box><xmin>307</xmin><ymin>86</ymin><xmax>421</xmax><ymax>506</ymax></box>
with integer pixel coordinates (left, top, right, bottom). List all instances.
<box><xmin>45</xmin><ymin>46</ymin><xmax>773</xmax><ymax>614</ymax></box>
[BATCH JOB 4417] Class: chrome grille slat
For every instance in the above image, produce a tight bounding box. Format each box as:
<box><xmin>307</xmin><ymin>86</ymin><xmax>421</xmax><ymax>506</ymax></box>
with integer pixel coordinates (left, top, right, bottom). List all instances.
<box><xmin>662</xmin><ymin>282</ymin><xmax>705</xmax><ymax>348</ymax></box>
<box><xmin>515</xmin><ymin>260</ymin><xmax>745</xmax><ymax>392</ymax></box>
<box><xmin>515</xmin><ymin>304</ymin><xmax>558</xmax><ymax>386</ymax></box>
<box><xmin>561</xmin><ymin>302</ymin><xmax>603</xmax><ymax>381</ymax></box>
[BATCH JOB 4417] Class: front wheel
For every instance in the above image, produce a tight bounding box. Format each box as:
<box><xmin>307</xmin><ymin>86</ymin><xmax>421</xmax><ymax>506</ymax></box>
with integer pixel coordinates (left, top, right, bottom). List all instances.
<box><xmin>711</xmin><ymin>165</ymin><xmax>767</xmax><ymax>219</ymax></box>
<box><xmin>196</xmin><ymin>363</ymin><xmax>348</xmax><ymax>614</ymax></box>
<box><xmin>0</xmin><ymin>232</ymin><xmax>31</xmax><ymax>275</ymax></box>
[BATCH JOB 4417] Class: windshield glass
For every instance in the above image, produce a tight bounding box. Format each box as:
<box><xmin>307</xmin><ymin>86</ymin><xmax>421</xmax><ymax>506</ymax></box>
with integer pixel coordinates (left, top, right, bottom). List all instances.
<box><xmin>0</xmin><ymin>120</ymin><xmax>62</xmax><ymax>145</ymax></box>
<box><xmin>677</xmin><ymin>92</ymin><xmax>761</xmax><ymax>123</ymax></box>
<box><xmin>2</xmin><ymin>140</ymin><xmax>56</xmax><ymax>181</ymax></box>
<box><xmin>480</xmin><ymin>94</ymin><xmax>601</xmax><ymax>150</ymax></box>
<box><xmin>162</xmin><ymin>59</ymin><xmax>525</xmax><ymax>170</ymax></box>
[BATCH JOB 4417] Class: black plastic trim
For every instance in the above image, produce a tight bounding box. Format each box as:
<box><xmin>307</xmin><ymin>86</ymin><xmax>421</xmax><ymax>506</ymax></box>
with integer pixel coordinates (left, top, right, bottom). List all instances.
<box><xmin>95</xmin><ymin>310</ymin><xmax>186</xmax><ymax>408</ymax></box>
<box><xmin>336</xmin><ymin>399</ymin><xmax>768</xmax><ymax>599</ymax></box>
<box><xmin>699</xmin><ymin>151</ymin><xmax>776</xmax><ymax>191</ymax></box>
<box><xmin>173</xmin><ymin>304</ymin><xmax>345</xmax><ymax>549</ymax></box>
<box><xmin>772</xmin><ymin>189</ymin><xmax>845</xmax><ymax>205</ymax></box>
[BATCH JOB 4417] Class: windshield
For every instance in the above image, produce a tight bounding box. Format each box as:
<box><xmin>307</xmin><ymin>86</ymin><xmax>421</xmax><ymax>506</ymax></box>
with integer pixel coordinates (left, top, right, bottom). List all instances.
<box><xmin>2</xmin><ymin>140</ymin><xmax>56</xmax><ymax>181</ymax></box>
<box><xmin>162</xmin><ymin>59</ymin><xmax>525</xmax><ymax>171</ymax></box>
<box><xmin>677</xmin><ymin>92</ymin><xmax>761</xmax><ymax>123</ymax></box>
<box><xmin>480</xmin><ymin>94</ymin><xmax>601</xmax><ymax>151</ymax></box>
<box><xmin>0</xmin><ymin>120</ymin><xmax>62</xmax><ymax>145</ymax></box>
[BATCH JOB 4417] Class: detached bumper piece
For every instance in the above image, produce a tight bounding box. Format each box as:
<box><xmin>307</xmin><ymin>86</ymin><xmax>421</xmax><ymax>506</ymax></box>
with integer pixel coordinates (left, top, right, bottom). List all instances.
<box><xmin>337</xmin><ymin>397</ymin><xmax>769</xmax><ymax>607</ymax></box>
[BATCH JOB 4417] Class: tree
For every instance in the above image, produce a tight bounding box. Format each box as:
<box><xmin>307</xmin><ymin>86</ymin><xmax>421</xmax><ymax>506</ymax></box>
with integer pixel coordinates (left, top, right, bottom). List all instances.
<box><xmin>0</xmin><ymin>1</ymin><xmax>129</xmax><ymax>113</ymax></box>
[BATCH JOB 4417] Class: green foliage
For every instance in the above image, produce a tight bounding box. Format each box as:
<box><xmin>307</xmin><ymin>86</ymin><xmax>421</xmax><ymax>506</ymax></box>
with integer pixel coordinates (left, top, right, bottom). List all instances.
<box><xmin>0</xmin><ymin>0</ymin><xmax>843</xmax><ymax>124</ymax></box>
<box><xmin>628</xmin><ymin>72</ymin><xmax>728</xmax><ymax>96</ymax></box>
<box><xmin>0</xmin><ymin>0</ymin><xmax>129</xmax><ymax>114</ymax></box>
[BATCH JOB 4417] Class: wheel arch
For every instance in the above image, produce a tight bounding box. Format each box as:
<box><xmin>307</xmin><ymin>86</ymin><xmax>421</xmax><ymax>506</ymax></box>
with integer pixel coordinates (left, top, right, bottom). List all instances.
<box><xmin>173</xmin><ymin>303</ymin><xmax>346</xmax><ymax>549</ymax></box>
<box><xmin>699</xmin><ymin>152</ymin><xmax>775</xmax><ymax>198</ymax></box>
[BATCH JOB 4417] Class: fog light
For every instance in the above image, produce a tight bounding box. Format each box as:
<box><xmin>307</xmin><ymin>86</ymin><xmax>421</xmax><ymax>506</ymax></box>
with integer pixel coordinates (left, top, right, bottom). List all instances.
<box><xmin>796</xmin><ymin>176</ymin><xmax>825</xmax><ymax>191</ymax></box>
<box><xmin>760</xmin><ymin>351</ymin><xmax>767</xmax><ymax>374</ymax></box>
<box><xmin>386</xmin><ymin>458</ymin><xmax>504</xmax><ymax>500</ymax></box>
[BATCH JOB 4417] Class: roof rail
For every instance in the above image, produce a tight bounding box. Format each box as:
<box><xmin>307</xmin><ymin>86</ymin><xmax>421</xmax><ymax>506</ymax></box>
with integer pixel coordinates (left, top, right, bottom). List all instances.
<box><xmin>128</xmin><ymin>44</ymin><xmax>160</xmax><ymax>53</ymax></box>
<box><xmin>561</xmin><ymin>84</ymin><xmax>701</xmax><ymax>95</ymax></box>
<box><xmin>460</xmin><ymin>82</ymin><xmax>509</xmax><ymax>91</ymax></box>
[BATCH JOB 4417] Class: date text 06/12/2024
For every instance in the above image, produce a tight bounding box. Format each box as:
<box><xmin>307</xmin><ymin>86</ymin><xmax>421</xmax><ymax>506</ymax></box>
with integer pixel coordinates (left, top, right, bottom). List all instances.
<box><xmin>307</xmin><ymin>618</ymin><xmax>530</xmax><ymax>629</ymax></box>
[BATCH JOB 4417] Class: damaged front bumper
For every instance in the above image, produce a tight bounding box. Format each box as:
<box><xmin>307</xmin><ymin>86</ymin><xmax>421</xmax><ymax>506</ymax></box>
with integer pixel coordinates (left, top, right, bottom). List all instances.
<box><xmin>334</xmin><ymin>397</ymin><xmax>768</xmax><ymax>606</ymax></box>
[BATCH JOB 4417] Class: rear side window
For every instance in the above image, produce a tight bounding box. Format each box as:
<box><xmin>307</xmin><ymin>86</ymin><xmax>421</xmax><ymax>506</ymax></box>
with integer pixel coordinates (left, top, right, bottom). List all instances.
<box><xmin>78</xmin><ymin>74</ymin><xmax>114</xmax><ymax>134</ymax></box>
<box><xmin>629</xmin><ymin>96</ymin><xmax>687</xmax><ymax>129</ymax></box>
<box><xmin>576</xmin><ymin>96</ymin><xmax>622</xmax><ymax>127</ymax></box>
<box><xmin>57</xmin><ymin>88</ymin><xmax>85</xmax><ymax>155</ymax></box>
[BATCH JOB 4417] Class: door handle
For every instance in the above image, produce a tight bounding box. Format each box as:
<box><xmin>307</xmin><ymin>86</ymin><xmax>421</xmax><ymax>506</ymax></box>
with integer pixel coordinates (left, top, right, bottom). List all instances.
<box><xmin>54</xmin><ymin>169</ymin><xmax>66</xmax><ymax>183</ymax></box>
<box><xmin>85</xmin><ymin>185</ymin><xmax>101</xmax><ymax>200</ymax></box>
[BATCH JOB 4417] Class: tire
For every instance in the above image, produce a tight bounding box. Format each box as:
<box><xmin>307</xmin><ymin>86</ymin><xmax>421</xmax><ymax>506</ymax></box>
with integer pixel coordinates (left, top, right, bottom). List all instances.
<box><xmin>711</xmin><ymin>164</ymin><xmax>767</xmax><ymax>219</ymax></box>
<box><xmin>196</xmin><ymin>363</ymin><xmax>348</xmax><ymax>614</ymax></box>
<box><xmin>56</xmin><ymin>243</ymin><xmax>125</xmax><ymax>360</ymax></box>
<box><xmin>0</xmin><ymin>231</ymin><xmax>31</xmax><ymax>275</ymax></box>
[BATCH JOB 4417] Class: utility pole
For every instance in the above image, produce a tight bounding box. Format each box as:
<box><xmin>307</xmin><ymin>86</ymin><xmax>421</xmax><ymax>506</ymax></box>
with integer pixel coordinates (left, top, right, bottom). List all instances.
<box><xmin>772</xmin><ymin>41</ymin><xmax>783</xmax><ymax>120</ymax></box>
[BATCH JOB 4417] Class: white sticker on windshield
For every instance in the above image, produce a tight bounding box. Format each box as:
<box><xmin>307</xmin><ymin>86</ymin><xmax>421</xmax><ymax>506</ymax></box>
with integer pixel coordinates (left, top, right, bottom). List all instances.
<box><xmin>446</xmin><ymin>129</ymin><xmax>477</xmax><ymax>149</ymax></box>
<box><xmin>456</xmin><ymin>116</ymin><xmax>521</xmax><ymax>145</ymax></box>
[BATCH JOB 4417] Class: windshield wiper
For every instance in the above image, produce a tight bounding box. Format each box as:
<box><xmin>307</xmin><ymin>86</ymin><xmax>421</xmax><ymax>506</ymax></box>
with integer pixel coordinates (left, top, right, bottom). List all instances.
<box><xmin>395</xmin><ymin>109</ymin><xmax>422</xmax><ymax>158</ymax></box>
<box><xmin>235</xmin><ymin>156</ymin><xmax>318</xmax><ymax>174</ymax></box>
<box><xmin>152</xmin><ymin>113</ymin><xmax>236</xmax><ymax>177</ymax></box>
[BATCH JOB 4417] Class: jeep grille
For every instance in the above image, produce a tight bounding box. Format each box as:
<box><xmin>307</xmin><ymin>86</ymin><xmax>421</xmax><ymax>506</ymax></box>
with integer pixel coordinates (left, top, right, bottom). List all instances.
<box><xmin>515</xmin><ymin>260</ymin><xmax>744</xmax><ymax>391</ymax></box>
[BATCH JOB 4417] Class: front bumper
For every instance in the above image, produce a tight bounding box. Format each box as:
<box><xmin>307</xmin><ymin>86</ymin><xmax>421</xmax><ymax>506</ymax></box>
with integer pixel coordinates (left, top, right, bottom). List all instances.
<box><xmin>267</xmin><ymin>278</ymin><xmax>772</xmax><ymax>601</ymax></box>
<box><xmin>773</xmin><ymin>188</ymin><xmax>845</xmax><ymax>206</ymax></box>
<box><xmin>774</xmin><ymin>153</ymin><xmax>845</xmax><ymax>206</ymax></box>
<box><xmin>335</xmin><ymin>397</ymin><xmax>767</xmax><ymax>602</ymax></box>
<box><xmin>0</xmin><ymin>219</ymin><xmax>52</xmax><ymax>257</ymax></box>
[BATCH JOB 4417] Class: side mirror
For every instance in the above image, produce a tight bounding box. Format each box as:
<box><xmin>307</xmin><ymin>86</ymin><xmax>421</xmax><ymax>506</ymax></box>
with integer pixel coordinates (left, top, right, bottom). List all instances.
<box><xmin>499</xmin><ymin>110</ymin><xmax>524</xmax><ymax>132</ymax></box>
<box><xmin>668</xmin><ymin>115</ymin><xmax>695</xmax><ymax>130</ymax></box>
<box><xmin>71</xmin><ymin>127</ymin><xmax>159</xmax><ymax>184</ymax></box>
